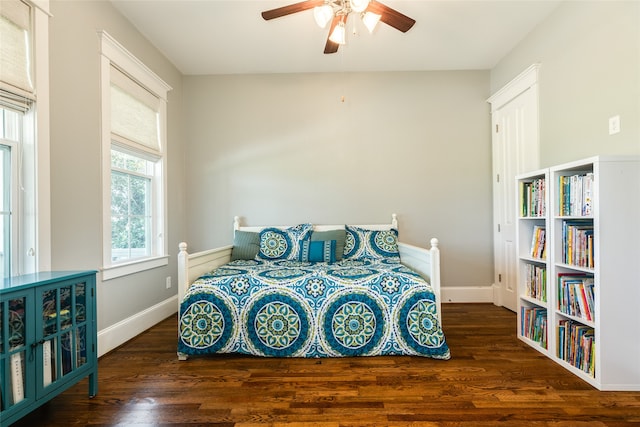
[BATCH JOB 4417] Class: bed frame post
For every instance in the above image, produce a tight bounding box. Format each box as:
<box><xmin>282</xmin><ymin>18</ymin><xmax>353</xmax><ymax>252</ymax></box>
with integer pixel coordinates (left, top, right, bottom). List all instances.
<box><xmin>429</xmin><ymin>238</ymin><xmax>442</xmax><ymax>324</ymax></box>
<box><xmin>391</xmin><ymin>213</ymin><xmax>398</xmax><ymax>229</ymax></box>
<box><xmin>178</xmin><ymin>242</ymin><xmax>189</xmax><ymax>307</ymax></box>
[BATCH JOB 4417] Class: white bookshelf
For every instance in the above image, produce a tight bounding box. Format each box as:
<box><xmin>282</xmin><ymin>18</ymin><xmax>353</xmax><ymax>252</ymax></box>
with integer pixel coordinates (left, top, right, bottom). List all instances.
<box><xmin>516</xmin><ymin>156</ymin><xmax>640</xmax><ymax>390</ymax></box>
<box><xmin>516</xmin><ymin>168</ymin><xmax>550</xmax><ymax>354</ymax></box>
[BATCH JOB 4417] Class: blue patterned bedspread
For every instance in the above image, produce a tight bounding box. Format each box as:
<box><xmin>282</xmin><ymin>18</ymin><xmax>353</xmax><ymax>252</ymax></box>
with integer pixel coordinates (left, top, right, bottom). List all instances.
<box><xmin>178</xmin><ymin>258</ymin><xmax>450</xmax><ymax>359</ymax></box>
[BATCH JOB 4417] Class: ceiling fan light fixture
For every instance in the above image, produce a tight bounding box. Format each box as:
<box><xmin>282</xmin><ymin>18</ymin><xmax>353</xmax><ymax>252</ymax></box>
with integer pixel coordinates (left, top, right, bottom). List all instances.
<box><xmin>329</xmin><ymin>21</ymin><xmax>346</xmax><ymax>44</ymax></box>
<box><xmin>313</xmin><ymin>5</ymin><xmax>333</xmax><ymax>28</ymax></box>
<box><xmin>350</xmin><ymin>0</ymin><xmax>370</xmax><ymax>13</ymax></box>
<box><xmin>362</xmin><ymin>11</ymin><xmax>381</xmax><ymax>33</ymax></box>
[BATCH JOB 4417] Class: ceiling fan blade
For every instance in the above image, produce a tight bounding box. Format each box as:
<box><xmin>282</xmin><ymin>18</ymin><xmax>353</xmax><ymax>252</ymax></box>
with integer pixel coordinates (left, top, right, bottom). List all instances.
<box><xmin>366</xmin><ymin>1</ymin><xmax>416</xmax><ymax>33</ymax></box>
<box><xmin>261</xmin><ymin>0</ymin><xmax>325</xmax><ymax>20</ymax></box>
<box><xmin>323</xmin><ymin>15</ymin><xmax>342</xmax><ymax>54</ymax></box>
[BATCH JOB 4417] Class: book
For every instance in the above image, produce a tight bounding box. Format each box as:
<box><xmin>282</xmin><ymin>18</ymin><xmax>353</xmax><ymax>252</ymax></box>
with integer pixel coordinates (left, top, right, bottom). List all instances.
<box><xmin>61</xmin><ymin>332</ymin><xmax>73</xmax><ymax>375</ymax></box>
<box><xmin>558</xmin><ymin>173</ymin><xmax>594</xmax><ymax>217</ymax></box>
<box><xmin>530</xmin><ymin>225</ymin><xmax>546</xmax><ymax>259</ymax></box>
<box><xmin>557</xmin><ymin>274</ymin><xmax>595</xmax><ymax>321</ymax></box>
<box><xmin>557</xmin><ymin>319</ymin><xmax>595</xmax><ymax>376</ymax></box>
<box><xmin>524</xmin><ymin>263</ymin><xmax>547</xmax><ymax>301</ymax></box>
<box><xmin>520</xmin><ymin>178</ymin><xmax>546</xmax><ymax>217</ymax></box>
<box><xmin>43</xmin><ymin>339</ymin><xmax>54</xmax><ymax>386</ymax></box>
<box><xmin>10</xmin><ymin>352</ymin><xmax>25</xmax><ymax>404</ymax></box>
<box><xmin>521</xmin><ymin>306</ymin><xmax>547</xmax><ymax>348</ymax></box>
<box><xmin>562</xmin><ymin>221</ymin><xmax>594</xmax><ymax>268</ymax></box>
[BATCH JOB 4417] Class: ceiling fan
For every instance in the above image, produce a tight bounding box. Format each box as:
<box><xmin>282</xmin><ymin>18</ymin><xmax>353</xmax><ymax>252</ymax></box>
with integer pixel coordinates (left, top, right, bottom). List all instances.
<box><xmin>261</xmin><ymin>0</ymin><xmax>416</xmax><ymax>54</ymax></box>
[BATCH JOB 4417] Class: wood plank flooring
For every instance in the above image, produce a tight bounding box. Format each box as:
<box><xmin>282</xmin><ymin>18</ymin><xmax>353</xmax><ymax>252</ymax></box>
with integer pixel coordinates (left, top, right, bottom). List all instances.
<box><xmin>9</xmin><ymin>303</ymin><xmax>640</xmax><ymax>426</ymax></box>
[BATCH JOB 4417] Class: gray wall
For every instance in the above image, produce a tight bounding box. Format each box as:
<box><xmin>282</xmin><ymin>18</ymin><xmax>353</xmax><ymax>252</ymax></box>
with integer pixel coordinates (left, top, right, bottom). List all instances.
<box><xmin>183</xmin><ymin>71</ymin><xmax>494</xmax><ymax>289</ymax></box>
<box><xmin>491</xmin><ymin>0</ymin><xmax>640</xmax><ymax>166</ymax></box>
<box><xmin>42</xmin><ymin>0</ymin><xmax>639</xmax><ymax>336</ymax></box>
<box><xmin>49</xmin><ymin>1</ymin><xmax>185</xmax><ymax>331</ymax></box>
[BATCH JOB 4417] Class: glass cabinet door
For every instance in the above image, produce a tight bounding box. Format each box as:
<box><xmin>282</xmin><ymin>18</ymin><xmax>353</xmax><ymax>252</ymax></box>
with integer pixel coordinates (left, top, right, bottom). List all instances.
<box><xmin>38</xmin><ymin>279</ymin><xmax>91</xmax><ymax>393</ymax></box>
<box><xmin>1</xmin><ymin>294</ymin><xmax>30</xmax><ymax>411</ymax></box>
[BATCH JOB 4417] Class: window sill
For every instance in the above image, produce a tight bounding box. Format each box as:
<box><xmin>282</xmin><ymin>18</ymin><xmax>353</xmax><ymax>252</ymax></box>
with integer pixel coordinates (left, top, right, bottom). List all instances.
<box><xmin>102</xmin><ymin>255</ymin><xmax>169</xmax><ymax>281</ymax></box>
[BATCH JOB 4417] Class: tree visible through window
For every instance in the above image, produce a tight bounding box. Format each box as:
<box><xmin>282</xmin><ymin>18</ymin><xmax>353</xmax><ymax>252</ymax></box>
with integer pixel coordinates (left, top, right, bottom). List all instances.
<box><xmin>110</xmin><ymin>149</ymin><xmax>154</xmax><ymax>262</ymax></box>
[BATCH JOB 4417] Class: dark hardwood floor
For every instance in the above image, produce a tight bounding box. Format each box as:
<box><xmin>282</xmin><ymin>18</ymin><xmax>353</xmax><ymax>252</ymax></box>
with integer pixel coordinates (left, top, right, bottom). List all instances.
<box><xmin>9</xmin><ymin>303</ymin><xmax>640</xmax><ymax>426</ymax></box>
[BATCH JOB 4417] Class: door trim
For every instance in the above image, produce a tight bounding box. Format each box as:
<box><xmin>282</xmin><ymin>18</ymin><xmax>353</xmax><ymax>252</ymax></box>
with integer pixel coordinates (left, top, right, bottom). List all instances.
<box><xmin>488</xmin><ymin>63</ymin><xmax>540</xmax><ymax>310</ymax></box>
<box><xmin>488</xmin><ymin>63</ymin><xmax>540</xmax><ymax>111</ymax></box>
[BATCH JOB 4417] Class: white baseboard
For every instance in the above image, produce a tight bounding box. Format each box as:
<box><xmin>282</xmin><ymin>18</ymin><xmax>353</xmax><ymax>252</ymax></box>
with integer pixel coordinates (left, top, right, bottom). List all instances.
<box><xmin>441</xmin><ymin>286</ymin><xmax>495</xmax><ymax>303</ymax></box>
<box><xmin>97</xmin><ymin>295</ymin><xmax>178</xmax><ymax>358</ymax></box>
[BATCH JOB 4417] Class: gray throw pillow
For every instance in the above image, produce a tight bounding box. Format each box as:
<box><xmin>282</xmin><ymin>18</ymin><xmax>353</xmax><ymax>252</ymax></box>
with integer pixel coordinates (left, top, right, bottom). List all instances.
<box><xmin>231</xmin><ymin>230</ymin><xmax>260</xmax><ymax>261</ymax></box>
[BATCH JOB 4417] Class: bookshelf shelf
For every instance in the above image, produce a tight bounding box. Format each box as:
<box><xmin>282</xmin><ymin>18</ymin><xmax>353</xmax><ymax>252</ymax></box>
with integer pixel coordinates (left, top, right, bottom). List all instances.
<box><xmin>516</xmin><ymin>156</ymin><xmax>640</xmax><ymax>391</ymax></box>
<box><xmin>0</xmin><ymin>271</ymin><xmax>97</xmax><ymax>425</ymax></box>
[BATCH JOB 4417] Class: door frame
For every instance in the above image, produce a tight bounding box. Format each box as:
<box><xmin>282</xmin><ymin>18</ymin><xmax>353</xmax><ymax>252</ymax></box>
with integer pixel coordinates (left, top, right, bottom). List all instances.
<box><xmin>487</xmin><ymin>64</ymin><xmax>540</xmax><ymax>310</ymax></box>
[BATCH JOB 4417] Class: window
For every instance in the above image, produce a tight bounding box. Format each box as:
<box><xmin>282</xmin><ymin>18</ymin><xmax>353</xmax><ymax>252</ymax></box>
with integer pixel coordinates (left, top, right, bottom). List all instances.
<box><xmin>0</xmin><ymin>119</ymin><xmax>16</xmax><ymax>279</ymax></box>
<box><xmin>0</xmin><ymin>0</ymin><xmax>49</xmax><ymax>279</ymax></box>
<box><xmin>100</xmin><ymin>32</ymin><xmax>171</xmax><ymax>280</ymax></box>
<box><xmin>110</xmin><ymin>149</ymin><xmax>154</xmax><ymax>262</ymax></box>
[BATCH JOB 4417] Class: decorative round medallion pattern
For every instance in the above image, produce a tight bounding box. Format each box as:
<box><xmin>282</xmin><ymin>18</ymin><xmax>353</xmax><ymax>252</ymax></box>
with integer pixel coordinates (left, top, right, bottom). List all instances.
<box><xmin>321</xmin><ymin>292</ymin><xmax>385</xmax><ymax>356</ymax></box>
<box><xmin>246</xmin><ymin>292</ymin><xmax>312</xmax><ymax>356</ymax></box>
<box><xmin>396</xmin><ymin>291</ymin><xmax>446</xmax><ymax>355</ymax></box>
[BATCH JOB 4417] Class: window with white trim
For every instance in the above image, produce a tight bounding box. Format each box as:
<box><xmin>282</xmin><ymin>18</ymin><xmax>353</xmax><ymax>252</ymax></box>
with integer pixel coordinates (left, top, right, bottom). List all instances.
<box><xmin>100</xmin><ymin>32</ymin><xmax>171</xmax><ymax>280</ymax></box>
<box><xmin>0</xmin><ymin>0</ymin><xmax>44</xmax><ymax>279</ymax></box>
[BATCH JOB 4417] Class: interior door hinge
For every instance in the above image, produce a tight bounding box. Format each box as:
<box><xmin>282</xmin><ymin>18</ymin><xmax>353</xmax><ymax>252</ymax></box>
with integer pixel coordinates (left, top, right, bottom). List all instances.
<box><xmin>495</xmin><ymin>124</ymin><xmax>499</xmax><ymax>133</ymax></box>
<box><xmin>497</xmin><ymin>174</ymin><xmax>500</xmax><ymax>183</ymax></box>
<box><xmin>498</xmin><ymin>224</ymin><xmax>501</xmax><ymax>232</ymax></box>
<box><xmin>498</xmin><ymin>274</ymin><xmax>502</xmax><ymax>282</ymax></box>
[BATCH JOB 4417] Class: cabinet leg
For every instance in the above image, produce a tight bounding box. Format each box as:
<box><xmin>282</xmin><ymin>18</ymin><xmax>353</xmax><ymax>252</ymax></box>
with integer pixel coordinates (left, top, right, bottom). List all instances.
<box><xmin>89</xmin><ymin>370</ymin><xmax>98</xmax><ymax>397</ymax></box>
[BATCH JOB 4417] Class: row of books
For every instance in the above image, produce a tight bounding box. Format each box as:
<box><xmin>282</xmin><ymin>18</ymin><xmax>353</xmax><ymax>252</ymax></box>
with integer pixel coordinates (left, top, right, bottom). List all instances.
<box><xmin>523</xmin><ymin>263</ymin><xmax>547</xmax><ymax>302</ymax></box>
<box><xmin>557</xmin><ymin>274</ymin><xmax>595</xmax><ymax>322</ymax></box>
<box><xmin>558</xmin><ymin>173</ymin><xmax>594</xmax><ymax>217</ymax></box>
<box><xmin>521</xmin><ymin>307</ymin><xmax>547</xmax><ymax>348</ymax></box>
<box><xmin>557</xmin><ymin>320</ymin><xmax>595</xmax><ymax>376</ymax></box>
<box><xmin>520</xmin><ymin>178</ymin><xmax>546</xmax><ymax>217</ymax></box>
<box><xmin>562</xmin><ymin>221</ymin><xmax>594</xmax><ymax>268</ymax></box>
<box><xmin>3</xmin><ymin>330</ymin><xmax>88</xmax><ymax>410</ymax></box>
<box><xmin>530</xmin><ymin>225</ymin><xmax>547</xmax><ymax>259</ymax></box>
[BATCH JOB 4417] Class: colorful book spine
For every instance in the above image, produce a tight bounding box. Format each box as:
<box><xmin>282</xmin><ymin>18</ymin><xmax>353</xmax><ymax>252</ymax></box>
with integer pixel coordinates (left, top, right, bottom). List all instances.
<box><xmin>557</xmin><ymin>274</ymin><xmax>595</xmax><ymax>321</ymax></box>
<box><xmin>558</xmin><ymin>173</ymin><xmax>594</xmax><ymax>217</ymax></box>
<box><xmin>557</xmin><ymin>319</ymin><xmax>595</xmax><ymax>377</ymax></box>
<box><xmin>520</xmin><ymin>178</ymin><xmax>546</xmax><ymax>217</ymax></box>
<box><xmin>521</xmin><ymin>307</ymin><xmax>548</xmax><ymax>348</ymax></box>
<box><xmin>524</xmin><ymin>263</ymin><xmax>547</xmax><ymax>302</ymax></box>
<box><xmin>530</xmin><ymin>226</ymin><xmax>546</xmax><ymax>259</ymax></box>
<box><xmin>562</xmin><ymin>221</ymin><xmax>594</xmax><ymax>268</ymax></box>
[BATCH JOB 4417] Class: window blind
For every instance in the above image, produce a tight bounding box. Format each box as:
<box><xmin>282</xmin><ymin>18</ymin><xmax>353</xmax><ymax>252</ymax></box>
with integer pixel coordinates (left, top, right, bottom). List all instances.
<box><xmin>110</xmin><ymin>66</ymin><xmax>161</xmax><ymax>154</ymax></box>
<box><xmin>0</xmin><ymin>0</ymin><xmax>34</xmax><ymax>102</ymax></box>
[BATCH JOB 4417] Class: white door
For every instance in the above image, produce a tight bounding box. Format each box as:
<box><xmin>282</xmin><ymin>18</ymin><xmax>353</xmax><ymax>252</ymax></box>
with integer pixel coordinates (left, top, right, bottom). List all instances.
<box><xmin>488</xmin><ymin>65</ymin><xmax>540</xmax><ymax>312</ymax></box>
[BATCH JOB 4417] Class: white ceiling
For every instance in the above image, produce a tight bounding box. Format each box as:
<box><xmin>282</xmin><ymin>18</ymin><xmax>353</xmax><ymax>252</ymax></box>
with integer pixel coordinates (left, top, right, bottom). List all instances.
<box><xmin>110</xmin><ymin>0</ymin><xmax>562</xmax><ymax>75</ymax></box>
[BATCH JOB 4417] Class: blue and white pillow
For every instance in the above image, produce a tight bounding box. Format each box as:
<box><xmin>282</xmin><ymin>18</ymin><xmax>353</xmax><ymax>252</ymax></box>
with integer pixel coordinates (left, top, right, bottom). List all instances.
<box><xmin>299</xmin><ymin>240</ymin><xmax>337</xmax><ymax>263</ymax></box>
<box><xmin>257</xmin><ymin>223</ymin><xmax>313</xmax><ymax>261</ymax></box>
<box><xmin>343</xmin><ymin>226</ymin><xmax>400</xmax><ymax>260</ymax></box>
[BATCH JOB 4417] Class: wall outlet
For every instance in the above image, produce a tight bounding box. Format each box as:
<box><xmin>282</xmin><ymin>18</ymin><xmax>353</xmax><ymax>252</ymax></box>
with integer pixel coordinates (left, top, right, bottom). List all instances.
<box><xmin>165</xmin><ymin>276</ymin><xmax>171</xmax><ymax>289</ymax></box>
<box><xmin>609</xmin><ymin>115</ymin><xmax>620</xmax><ymax>135</ymax></box>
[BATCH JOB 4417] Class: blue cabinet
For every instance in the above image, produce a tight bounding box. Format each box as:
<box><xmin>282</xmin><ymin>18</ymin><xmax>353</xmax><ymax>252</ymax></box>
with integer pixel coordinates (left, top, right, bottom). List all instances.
<box><xmin>0</xmin><ymin>271</ymin><xmax>97</xmax><ymax>425</ymax></box>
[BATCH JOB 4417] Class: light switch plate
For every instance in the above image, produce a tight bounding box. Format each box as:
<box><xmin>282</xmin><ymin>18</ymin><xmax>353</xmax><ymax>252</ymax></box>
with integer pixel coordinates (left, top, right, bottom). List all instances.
<box><xmin>609</xmin><ymin>115</ymin><xmax>620</xmax><ymax>135</ymax></box>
